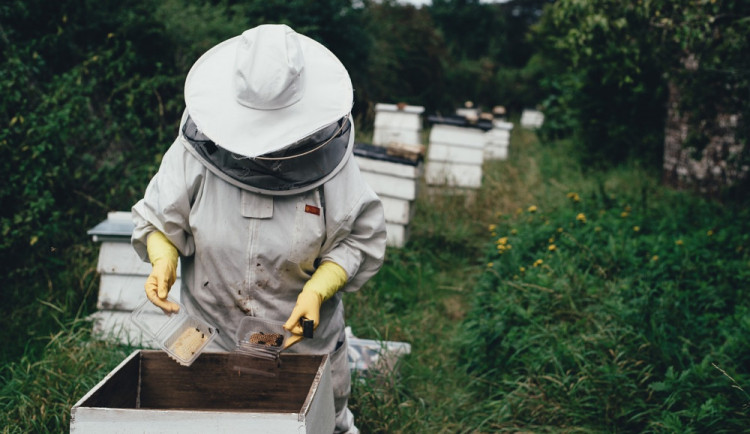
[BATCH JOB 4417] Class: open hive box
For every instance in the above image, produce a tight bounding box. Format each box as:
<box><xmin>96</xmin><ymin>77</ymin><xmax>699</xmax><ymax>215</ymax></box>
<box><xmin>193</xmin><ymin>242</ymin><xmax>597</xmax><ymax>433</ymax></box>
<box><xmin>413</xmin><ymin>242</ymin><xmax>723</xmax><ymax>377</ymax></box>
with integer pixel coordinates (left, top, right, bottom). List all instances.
<box><xmin>70</xmin><ymin>350</ymin><xmax>334</xmax><ymax>433</ymax></box>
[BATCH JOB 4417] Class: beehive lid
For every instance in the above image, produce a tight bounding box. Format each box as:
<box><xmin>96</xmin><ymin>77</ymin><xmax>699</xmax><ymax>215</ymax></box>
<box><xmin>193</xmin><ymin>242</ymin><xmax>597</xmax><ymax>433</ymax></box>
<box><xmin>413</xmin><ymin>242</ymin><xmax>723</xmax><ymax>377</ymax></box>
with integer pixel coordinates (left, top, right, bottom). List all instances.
<box><xmin>354</xmin><ymin>142</ymin><xmax>422</xmax><ymax>166</ymax></box>
<box><xmin>87</xmin><ymin>211</ymin><xmax>134</xmax><ymax>242</ymax></box>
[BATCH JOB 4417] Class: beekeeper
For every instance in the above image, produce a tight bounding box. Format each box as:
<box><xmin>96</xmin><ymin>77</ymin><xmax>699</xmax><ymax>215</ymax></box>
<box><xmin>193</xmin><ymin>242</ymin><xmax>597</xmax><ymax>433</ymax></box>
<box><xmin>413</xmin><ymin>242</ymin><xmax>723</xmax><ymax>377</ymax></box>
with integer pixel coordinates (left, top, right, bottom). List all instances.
<box><xmin>130</xmin><ymin>24</ymin><xmax>386</xmax><ymax>433</ymax></box>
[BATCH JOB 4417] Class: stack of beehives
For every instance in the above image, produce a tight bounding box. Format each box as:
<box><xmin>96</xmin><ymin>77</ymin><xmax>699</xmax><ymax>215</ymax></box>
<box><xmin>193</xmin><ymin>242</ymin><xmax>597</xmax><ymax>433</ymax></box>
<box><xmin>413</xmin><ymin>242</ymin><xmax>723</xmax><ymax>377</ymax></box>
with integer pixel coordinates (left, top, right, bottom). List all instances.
<box><xmin>354</xmin><ymin>103</ymin><xmax>425</xmax><ymax>248</ymax></box>
<box><xmin>484</xmin><ymin>106</ymin><xmax>514</xmax><ymax>161</ymax></box>
<box><xmin>424</xmin><ymin>110</ymin><xmax>493</xmax><ymax>190</ymax></box>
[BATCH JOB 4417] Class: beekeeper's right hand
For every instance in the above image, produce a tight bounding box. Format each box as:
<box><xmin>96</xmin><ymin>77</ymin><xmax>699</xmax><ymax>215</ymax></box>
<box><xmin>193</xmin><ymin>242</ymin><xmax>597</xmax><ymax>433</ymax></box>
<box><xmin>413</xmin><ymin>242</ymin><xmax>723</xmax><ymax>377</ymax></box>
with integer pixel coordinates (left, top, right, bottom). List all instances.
<box><xmin>145</xmin><ymin>231</ymin><xmax>180</xmax><ymax>314</ymax></box>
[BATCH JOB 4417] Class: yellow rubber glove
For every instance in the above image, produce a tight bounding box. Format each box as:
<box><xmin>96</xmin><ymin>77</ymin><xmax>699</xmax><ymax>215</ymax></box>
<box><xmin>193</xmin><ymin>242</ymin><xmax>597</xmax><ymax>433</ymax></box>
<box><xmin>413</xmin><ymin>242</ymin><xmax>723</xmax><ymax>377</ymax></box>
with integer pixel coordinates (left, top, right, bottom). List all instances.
<box><xmin>283</xmin><ymin>261</ymin><xmax>347</xmax><ymax>349</ymax></box>
<box><xmin>145</xmin><ymin>231</ymin><xmax>180</xmax><ymax>314</ymax></box>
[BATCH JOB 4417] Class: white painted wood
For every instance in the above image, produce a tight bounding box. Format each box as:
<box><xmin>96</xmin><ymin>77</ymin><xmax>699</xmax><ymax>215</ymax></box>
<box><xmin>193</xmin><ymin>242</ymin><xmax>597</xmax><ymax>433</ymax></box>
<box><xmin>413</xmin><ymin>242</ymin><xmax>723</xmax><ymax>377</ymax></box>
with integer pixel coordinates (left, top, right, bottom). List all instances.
<box><xmin>373</xmin><ymin>129</ymin><xmax>421</xmax><ymax>147</ymax></box>
<box><xmin>429</xmin><ymin>124</ymin><xmax>486</xmax><ymax>149</ymax></box>
<box><xmin>485</xmin><ymin>129</ymin><xmax>510</xmax><ymax>143</ymax></box>
<box><xmin>71</xmin><ymin>408</ymin><xmax>305</xmax><ymax>434</ymax></box>
<box><xmin>359</xmin><ymin>171</ymin><xmax>417</xmax><ymax>201</ymax></box>
<box><xmin>97</xmin><ymin>242</ymin><xmax>150</xmax><ymax>275</ymax></box>
<box><xmin>97</xmin><ymin>241</ymin><xmax>182</xmax><ymax>276</ymax></box>
<box><xmin>484</xmin><ymin>145</ymin><xmax>509</xmax><ymax>160</ymax></box>
<box><xmin>425</xmin><ymin>161</ymin><xmax>483</xmax><ymax>188</ymax></box>
<box><xmin>374</xmin><ymin>111</ymin><xmax>421</xmax><ymax>130</ymax></box>
<box><xmin>385</xmin><ymin>222</ymin><xmax>408</xmax><ymax>248</ymax></box>
<box><xmin>521</xmin><ymin>109</ymin><xmax>545</xmax><ymax>128</ymax></box>
<box><xmin>493</xmin><ymin>120</ymin><xmax>514</xmax><ymax>131</ymax></box>
<box><xmin>428</xmin><ymin>142</ymin><xmax>484</xmax><ymax>165</ymax></box>
<box><xmin>354</xmin><ymin>156</ymin><xmax>421</xmax><ymax>179</ymax></box>
<box><xmin>380</xmin><ymin>196</ymin><xmax>413</xmax><ymax>225</ymax></box>
<box><xmin>97</xmin><ymin>274</ymin><xmax>182</xmax><ymax>311</ymax></box>
<box><xmin>70</xmin><ymin>351</ymin><xmax>335</xmax><ymax>434</ymax></box>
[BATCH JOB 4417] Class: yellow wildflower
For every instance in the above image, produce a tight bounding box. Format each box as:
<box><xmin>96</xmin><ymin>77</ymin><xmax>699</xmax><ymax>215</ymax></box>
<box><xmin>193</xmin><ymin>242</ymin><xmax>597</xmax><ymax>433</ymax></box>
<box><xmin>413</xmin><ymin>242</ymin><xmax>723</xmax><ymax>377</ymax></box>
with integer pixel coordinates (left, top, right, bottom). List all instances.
<box><xmin>548</xmin><ymin>244</ymin><xmax>557</xmax><ymax>252</ymax></box>
<box><xmin>557</xmin><ymin>227</ymin><xmax>564</xmax><ymax>233</ymax></box>
<box><xmin>576</xmin><ymin>213</ymin><xmax>587</xmax><ymax>223</ymax></box>
<box><xmin>675</xmin><ymin>239</ymin><xmax>683</xmax><ymax>246</ymax></box>
<box><xmin>548</xmin><ymin>237</ymin><xmax>555</xmax><ymax>243</ymax></box>
<box><xmin>527</xmin><ymin>205</ymin><xmax>537</xmax><ymax>213</ymax></box>
<box><xmin>621</xmin><ymin>211</ymin><xmax>629</xmax><ymax>218</ymax></box>
<box><xmin>488</xmin><ymin>224</ymin><xmax>496</xmax><ymax>232</ymax></box>
<box><xmin>707</xmin><ymin>230</ymin><xmax>714</xmax><ymax>237</ymax></box>
<box><xmin>594</xmin><ymin>226</ymin><xmax>602</xmax><ymax>232</ymax></box>
<box><xmin>633</xmin><ymin>226</ymin><xmax>640</xmax><ymax>232</ymax></box>
<box><xmin>533</xmin><ymin>259</ymin><xmax>543</xmax><ymax>267</ymax></box>
<box><xmin>497</xmin><ymin>237</ymin><xmax>508</xmax><ymax>245</ymax></box>
<box><xmin>511</xmin><ymin>229</ymin><xmax>518</xmax><ymax>235</ymax></box>
<box><xmin>487</xmin><ymin>262</ymin><xmax>493</xmax><ymax>268</ymax></box>
<box><xmin>567</xmin><ymin>192</ymin><xmax>581</xmax><ymax>202</ymax></box>
<box><xmin>651</xmin><ymin>255</ymin><xmax>659</xmax><ymax>262</ymax></box>
<box><xmin>519</xmin><ymin>266</ymin><xmax>526</xmax><ymax>273</ymax></box>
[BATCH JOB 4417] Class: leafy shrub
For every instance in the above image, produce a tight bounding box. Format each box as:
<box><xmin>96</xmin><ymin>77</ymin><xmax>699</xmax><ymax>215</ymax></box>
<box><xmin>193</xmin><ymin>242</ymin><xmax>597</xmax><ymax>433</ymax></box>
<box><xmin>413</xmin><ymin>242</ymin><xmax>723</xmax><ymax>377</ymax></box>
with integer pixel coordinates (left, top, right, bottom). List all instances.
<box><xmin>460</xmin><ymin>185</ymin><xmax>750</xmax><ymax>430</ymax></box>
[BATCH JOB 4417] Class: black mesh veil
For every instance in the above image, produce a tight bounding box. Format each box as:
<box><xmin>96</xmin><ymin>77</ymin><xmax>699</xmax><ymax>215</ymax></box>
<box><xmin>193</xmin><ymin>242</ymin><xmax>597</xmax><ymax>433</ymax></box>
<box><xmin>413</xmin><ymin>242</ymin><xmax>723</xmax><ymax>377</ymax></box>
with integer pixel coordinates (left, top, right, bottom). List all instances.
<box><xmin>182</xmin><ymin>114</ymin><xmax>351</xmax><ymax>193</ymax></box>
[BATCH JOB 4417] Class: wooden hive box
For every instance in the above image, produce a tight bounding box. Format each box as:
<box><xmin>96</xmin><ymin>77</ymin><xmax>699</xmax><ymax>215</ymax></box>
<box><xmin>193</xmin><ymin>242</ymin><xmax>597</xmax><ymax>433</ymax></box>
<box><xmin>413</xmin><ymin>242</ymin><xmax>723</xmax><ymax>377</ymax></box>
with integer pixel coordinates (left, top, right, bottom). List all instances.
<box><xmin>87</xmin><ymin>212</ymin><xmax>182</xmax><ymax>346</ymax></box>
<box><xmin>520</xmin><ymin>109</ymin><xmax>545</xmax><ymax>129</ymax></box>
<box><xmin>424</xmin><ymin>116</ymin><xmax>492</xmax><ymax>189</ymax></box>
<box><xmin>354</xmin><ymin>143</ymin><xmax>423</xmax><ymax>248</ymax></box>
<box><xmin>484</xmin><ymin>120</ymin><xmax>514</xmax><ymax>161</ymax></box>
<box><xmin>70</xmin><ymin>350</ymin><xmax>334</xmax><ymax>433</ymax></box>
<box><xmin>372</xmin><ymin>103</ymin><xmax>425</xmax><ymax>147</ymax></box>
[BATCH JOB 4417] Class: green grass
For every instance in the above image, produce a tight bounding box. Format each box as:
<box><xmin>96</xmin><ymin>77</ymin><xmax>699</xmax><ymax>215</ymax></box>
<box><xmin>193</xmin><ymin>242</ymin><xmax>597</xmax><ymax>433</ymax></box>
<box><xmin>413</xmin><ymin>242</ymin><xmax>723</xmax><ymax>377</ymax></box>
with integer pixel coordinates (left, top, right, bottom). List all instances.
<box><xmin>2</xmin><ymin>125</ymin><xmax>749</xmax><ymax>432</ymax></box>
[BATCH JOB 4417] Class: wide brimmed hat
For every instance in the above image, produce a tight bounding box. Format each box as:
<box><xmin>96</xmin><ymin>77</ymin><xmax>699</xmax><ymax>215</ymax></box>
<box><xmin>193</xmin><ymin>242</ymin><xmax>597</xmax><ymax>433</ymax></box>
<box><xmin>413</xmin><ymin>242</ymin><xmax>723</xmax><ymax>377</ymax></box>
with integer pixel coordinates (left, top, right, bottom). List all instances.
<box><xmin>184</xmin><ymin>24</ymin><xmax>353</xmax><ymax>158</ymax></box>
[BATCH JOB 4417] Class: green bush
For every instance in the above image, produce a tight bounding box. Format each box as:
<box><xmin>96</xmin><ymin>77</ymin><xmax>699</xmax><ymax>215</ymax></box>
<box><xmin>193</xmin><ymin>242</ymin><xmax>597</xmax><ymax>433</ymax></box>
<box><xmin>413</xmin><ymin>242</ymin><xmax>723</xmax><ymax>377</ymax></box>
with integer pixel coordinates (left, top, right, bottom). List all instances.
<box><xmin>460</xmin><ymin>183</ymin><xmax>750</xmax><ymax>430</ymax></box>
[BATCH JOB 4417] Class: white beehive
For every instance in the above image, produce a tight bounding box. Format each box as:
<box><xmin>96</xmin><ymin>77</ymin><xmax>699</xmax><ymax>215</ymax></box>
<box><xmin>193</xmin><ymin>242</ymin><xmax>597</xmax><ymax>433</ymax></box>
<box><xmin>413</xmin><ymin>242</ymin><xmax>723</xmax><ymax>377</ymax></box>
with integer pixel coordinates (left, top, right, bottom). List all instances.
<box><xmin>354</xmin><ymin>143</ymin><xmax>423</xmax><ymax>248</ymax></box>
<box><xmin>521</xmin><ymin>109</ymin><xmax>545</xmax><ymax>129</ymax></box>
<box><xmin>425</xmin><ymin>117</ymin><xmax>491</xmax><ymax>189</ymax></box>
<box><xmin>372</xmin><ymin>103</ymin><xmax>425</xmax><ymax>147</ymax></box>
<box><xmin>87</xmin><ymin>211</ymin><xmax>181</xmax><ymax>346</ymax></box>
<box><xmin>70</xmin><ymin>350</ymin><xmax>335</xmax><ymax>434</ymax></box>
<box><xmin>484</xmin><ymin>119</ymin><xmax>514</xmax><ymax>160</ymax></box>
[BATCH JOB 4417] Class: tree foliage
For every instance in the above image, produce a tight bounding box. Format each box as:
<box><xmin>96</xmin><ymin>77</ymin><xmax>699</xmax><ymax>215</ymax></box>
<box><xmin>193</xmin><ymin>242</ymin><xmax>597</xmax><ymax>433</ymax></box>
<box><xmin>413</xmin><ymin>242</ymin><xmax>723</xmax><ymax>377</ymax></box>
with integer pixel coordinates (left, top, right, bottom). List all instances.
<box><xmin>533</xmin><ymin>0</ymin><xmax>749</xmax><ymax>169</ymax></box>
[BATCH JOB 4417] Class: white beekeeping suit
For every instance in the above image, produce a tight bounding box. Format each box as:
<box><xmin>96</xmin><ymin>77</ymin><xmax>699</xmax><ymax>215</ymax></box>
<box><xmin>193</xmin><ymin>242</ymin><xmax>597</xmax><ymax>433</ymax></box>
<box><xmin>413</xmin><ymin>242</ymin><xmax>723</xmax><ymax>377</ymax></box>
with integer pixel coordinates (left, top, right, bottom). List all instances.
<box><xmin>130</xmin><ymin>24</ymin><xmax>386</xmax><ymax>434</ymax></box>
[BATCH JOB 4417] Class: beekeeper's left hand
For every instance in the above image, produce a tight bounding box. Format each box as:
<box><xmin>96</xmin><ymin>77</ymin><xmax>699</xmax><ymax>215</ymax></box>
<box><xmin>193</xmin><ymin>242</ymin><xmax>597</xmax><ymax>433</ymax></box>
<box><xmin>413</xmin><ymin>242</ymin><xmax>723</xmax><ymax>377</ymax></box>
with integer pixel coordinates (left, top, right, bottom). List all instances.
<box><xmin>283</xmin><ymin>261</ymin><xmax>347</xmax><ymax>349</ymax></box>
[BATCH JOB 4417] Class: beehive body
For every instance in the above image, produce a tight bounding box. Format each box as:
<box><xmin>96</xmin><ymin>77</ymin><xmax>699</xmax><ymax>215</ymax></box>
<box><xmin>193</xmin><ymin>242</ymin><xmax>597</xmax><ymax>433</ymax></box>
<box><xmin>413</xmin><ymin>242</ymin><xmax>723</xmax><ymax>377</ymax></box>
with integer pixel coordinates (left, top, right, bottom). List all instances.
<box><xmin>70</xmin><ymin>351</ymin><xmax>335</xmax><ymax>433</ymax></box>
